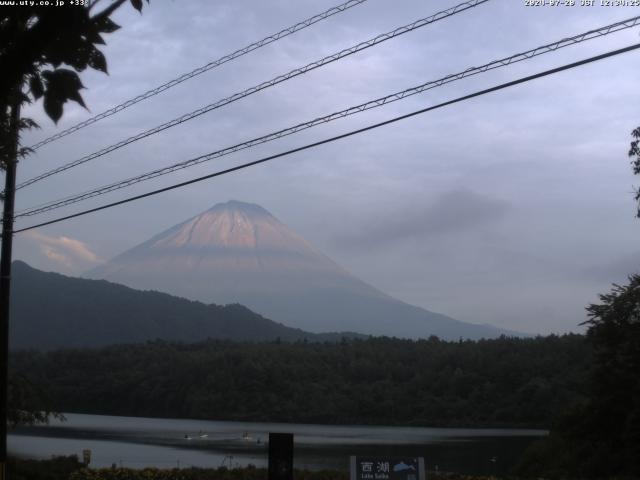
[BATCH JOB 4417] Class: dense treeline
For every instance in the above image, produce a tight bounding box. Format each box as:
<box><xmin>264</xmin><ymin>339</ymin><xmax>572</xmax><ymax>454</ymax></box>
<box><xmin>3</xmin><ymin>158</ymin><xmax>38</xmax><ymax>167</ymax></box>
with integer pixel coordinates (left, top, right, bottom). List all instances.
<box><xmin>11</xmin><ymin>334</ymin><xmax>588</xmax><ymax>428</ymax></box>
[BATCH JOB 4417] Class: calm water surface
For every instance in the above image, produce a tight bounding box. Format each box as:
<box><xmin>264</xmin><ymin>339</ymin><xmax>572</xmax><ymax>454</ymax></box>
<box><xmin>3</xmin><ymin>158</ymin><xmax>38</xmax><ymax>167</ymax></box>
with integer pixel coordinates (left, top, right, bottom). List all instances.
<box><xmin>9</xmin><ymin>413</ymin><xmax>546</xmax><ymax>475</ymax></box>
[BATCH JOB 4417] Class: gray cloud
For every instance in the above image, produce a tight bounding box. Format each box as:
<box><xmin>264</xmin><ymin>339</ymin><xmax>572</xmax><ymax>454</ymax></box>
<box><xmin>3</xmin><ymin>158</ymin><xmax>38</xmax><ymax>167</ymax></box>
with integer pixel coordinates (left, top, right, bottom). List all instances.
<box><xmin>584</xmin><ymin>251</ymin><xmax>640</xmax><ymax>284</ymax></box>
<box><xmin>335</xmin><ymin>189</ymin><xmax>510</xmax><ymax>249</ymax></box>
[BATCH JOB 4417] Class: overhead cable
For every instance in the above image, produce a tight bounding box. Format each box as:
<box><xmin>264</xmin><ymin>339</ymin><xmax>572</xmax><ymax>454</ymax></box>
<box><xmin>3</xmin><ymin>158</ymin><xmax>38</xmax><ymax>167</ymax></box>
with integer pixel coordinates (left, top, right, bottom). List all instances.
<box><xmin>15</xmin><ymin>0</ymin><xmax>489</xmax><ymax>191</ymax></box>
<box><xmin>11</xmin><ymin>42</ymin><xmax>640</xmax><ymax>235</ymax></box>
<box><xmin>26</xmin><ymin>0</ymin><xmax>370</xmax><ymax>151</ymax></box>
<box><xmin>15</xmin><ymin>15</ymin><xmax>640</xmax><ymax>218</ymax></box>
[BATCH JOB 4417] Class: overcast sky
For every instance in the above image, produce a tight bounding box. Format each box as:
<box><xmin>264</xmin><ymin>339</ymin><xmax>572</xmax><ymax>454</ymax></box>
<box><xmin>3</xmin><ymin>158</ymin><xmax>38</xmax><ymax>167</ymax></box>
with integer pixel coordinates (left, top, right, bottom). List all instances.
<box><xmin>8</xmin><ymin>0</ymin><xmax>640</xmax><ymax>334</ymax></box>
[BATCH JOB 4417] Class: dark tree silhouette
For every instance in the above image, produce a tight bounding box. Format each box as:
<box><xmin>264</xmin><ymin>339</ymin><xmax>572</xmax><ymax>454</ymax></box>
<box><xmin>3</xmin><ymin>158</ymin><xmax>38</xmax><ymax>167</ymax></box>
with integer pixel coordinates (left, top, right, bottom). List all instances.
<box><xmin>0</xmin><ymin>1</ymin><xmax>149</xmax><ymax>474</ymax></box>
<box><xmin>0</xmin><ymin>0</ymin><xmax>148</xmax><ymax>128</ymax></box>
<box><xmin>580</xmin><ymin>276</ymin><xmax>640</xmax><ymax>476</ymax></box>
<box><xmin>628</xmin><ymin>127</ymin><xmax>640</xmax><ymax>217</ymax></box>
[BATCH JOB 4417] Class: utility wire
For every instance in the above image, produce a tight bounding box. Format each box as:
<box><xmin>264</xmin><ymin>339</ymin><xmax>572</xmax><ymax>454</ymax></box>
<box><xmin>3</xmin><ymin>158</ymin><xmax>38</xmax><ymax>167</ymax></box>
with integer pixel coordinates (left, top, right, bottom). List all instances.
<box><xmin>15</xmin><ymin>0</ymin><xmax>489</xmax><ymax>191</ymax></box>
<box><xmin>15</xmin><ymin>15</ymin><xmax>640</xmax><ymax>218</ymax></box>
<box><xmin>26</xmin><ymin>0</ymin><xmax>369</xmax><ymax>151</ymax></box>
<box><xmin>11</xmin><ymin>42</ymin><xmax>640</xmax><ymax>235</ymax></box>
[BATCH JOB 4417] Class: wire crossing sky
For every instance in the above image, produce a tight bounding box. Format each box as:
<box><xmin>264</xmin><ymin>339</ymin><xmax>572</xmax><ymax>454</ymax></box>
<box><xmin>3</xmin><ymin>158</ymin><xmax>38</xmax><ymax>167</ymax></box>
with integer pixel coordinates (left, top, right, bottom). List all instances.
<box><xmin>25</xmin><ymin>0</ymin><xmax>370</xmax><ymax>151</ymax></box>
<box><xmin>15</xmin><ymin>0</ymin><xmax>490</xmax><ymax>191</ymax></box>
<box><xmin>12</xmin><ymin>42</ymin><xmax>640</xmax><ymax>235</ymax></box>
<box><xmin>15</xmin><ymin>14</ymin><xmax>640</xmax><ymax>219</ymax></box>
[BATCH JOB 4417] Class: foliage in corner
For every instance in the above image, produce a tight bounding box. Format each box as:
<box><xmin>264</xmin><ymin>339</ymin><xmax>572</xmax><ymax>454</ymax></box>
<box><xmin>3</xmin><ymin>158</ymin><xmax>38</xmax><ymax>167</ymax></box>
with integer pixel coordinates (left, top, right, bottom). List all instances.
<box><xmin>628</xmin><ymin>127</ymin><xmax>640</xmax><ymax>217</ymax></box>
<box><xmin>580</xmin><ymin>275</ymin><xmax>640</xmax><ymax>476</ymax></box>
<box><xmin>0</xmin><ymin>0</ymin><xmax>149</xmax><ymax>171</ymax></box>
<box><xmin>516</xmin><ymin>276</ymin><xmax>640</xmax><ymax>478</ymax></box>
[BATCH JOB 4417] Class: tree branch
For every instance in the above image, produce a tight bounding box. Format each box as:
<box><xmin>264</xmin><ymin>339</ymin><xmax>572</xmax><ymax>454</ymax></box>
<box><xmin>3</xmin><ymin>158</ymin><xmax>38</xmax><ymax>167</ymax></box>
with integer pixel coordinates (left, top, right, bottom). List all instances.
<box><xmin>91</xmin><ymin>0</ymin><xmax>128</xmax><ymax>21</ymax></box>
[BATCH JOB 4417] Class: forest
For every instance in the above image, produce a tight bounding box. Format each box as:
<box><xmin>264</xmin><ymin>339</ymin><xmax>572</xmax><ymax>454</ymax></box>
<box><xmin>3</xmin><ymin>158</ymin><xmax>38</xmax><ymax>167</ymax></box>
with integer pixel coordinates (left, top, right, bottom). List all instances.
<box><xmin>11</xmin><ymin>334</ymin><xmax>589</xmax><ymax>428</ymax></box>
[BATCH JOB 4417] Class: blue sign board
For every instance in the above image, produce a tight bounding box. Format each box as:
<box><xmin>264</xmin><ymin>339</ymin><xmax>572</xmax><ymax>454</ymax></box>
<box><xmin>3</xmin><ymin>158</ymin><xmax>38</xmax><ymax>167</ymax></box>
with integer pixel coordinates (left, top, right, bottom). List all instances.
<box><xmin>350</xmin><ymin>457</ymin><xmax>425</xmax><ymax>480</ymax></box>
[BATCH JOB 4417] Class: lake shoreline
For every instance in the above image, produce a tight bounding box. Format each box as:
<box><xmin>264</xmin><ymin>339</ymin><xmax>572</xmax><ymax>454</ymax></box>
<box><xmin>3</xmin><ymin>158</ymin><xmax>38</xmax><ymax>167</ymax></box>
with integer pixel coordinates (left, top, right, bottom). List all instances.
<box><xmin>14</xmin><ymin>411</ymin><xmax>552</xmax><ymax>433</ymax></box>
<box><xmin>9</xmin><ymin>413</ymin><xmax>546</xmax><ymax>476</ymax></box>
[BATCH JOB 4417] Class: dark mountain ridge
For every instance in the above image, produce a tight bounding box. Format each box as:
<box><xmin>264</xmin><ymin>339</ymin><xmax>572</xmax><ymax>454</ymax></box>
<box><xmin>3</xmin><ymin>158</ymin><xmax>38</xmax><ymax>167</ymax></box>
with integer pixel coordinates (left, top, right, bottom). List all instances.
<box><xmin>9</xmin><ymin>261</ymin><xmax>356</xmax><ymax>350</ymax></box>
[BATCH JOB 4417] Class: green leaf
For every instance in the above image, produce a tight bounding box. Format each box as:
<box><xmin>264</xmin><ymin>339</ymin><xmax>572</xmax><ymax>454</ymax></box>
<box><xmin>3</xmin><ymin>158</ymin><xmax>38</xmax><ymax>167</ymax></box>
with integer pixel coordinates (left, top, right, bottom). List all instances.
<box><xmin>18</xmin><ymin>146</ymin><xmax>36</xmax><ymax>159</ymax></box>
<box><xmin>18</xmin><ymin>92</ymin><xmax>31</xmax><ymax>105</ymax></box>
<box><xmin>130</xmin><ymin>0</ymin><xmax>143</xmax><ymax>12</ymax></box>
<box><xmin>95</xmin><ymin>16</ymin><xmax>120</xmax><ymax>34</ymax></box>
<box><xmin>69</xmin><ymin>41</ymin><xmax>93</xmax><ymax>72</ymax></box>
<box><xmin>68</xmin><ymin>89</ymin><xmax>87</xmax><ymax>109</ymax></box>
<box><xmin>19</xmin><ymin>118</ymin><xmax>40</xmax><ymax>131</ymax></box>
<box><xmin>29</xmin><ymin>75</ymin><xmax>44</xmax><ymax>99</ymax></box>
<box><xmin>88</xmin><ymin>48</ymin><xmax>108</xmax><ymax>74</ymax></box>
<box><xmin>44</xmin><ymin>68</ymin><xmax>85</xmax><ymax>92</ymax></box>
<box><xmin>85</xmin><ymin>27</ymin><xmax>106</xmax><ymax>45</ymax></box>
<box><xmin>43</xmin><ymin>95</ymin><xmax>63</xmax><ymax>124</ymax></box>
<box><xmin>41</xmin><ymin>68</ymin><xmax>88</xmax><ymax>121</ymax></box>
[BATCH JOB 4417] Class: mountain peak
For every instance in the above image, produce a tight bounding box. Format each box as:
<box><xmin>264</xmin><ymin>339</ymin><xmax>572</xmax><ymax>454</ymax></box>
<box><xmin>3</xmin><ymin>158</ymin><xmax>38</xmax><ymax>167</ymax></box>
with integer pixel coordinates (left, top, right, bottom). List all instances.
<box><xmin>149</xmin><ymin>200</ymin><xmax>303</xmax><ymax>250</ymax></box>
<box><xmin>206</xmin><ymin>200</ymin><xmax>271</xmax><ymax>217</ymax></box>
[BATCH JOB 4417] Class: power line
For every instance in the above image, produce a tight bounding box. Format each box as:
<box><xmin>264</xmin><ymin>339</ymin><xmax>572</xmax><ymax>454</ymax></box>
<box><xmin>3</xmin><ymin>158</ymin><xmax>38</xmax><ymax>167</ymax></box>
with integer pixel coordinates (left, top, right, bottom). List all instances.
<box><xmin>12</xmin><ymin>42</ymin><xmax>640</xmax><ymax>236</ymax></box>
<box><xmin>26</xmin><ymin>0</ymin><xmax>370</xmax><ymax>151</ymax></box>
<box><xmin>15</xmin><ymin>15</ymin><xmax>640</xmax><ymax>219</ymax></box>
<box><xmin>15</xmin><ymin>0</ymin><xmax>489</xmax><ymax>191</ymax></box>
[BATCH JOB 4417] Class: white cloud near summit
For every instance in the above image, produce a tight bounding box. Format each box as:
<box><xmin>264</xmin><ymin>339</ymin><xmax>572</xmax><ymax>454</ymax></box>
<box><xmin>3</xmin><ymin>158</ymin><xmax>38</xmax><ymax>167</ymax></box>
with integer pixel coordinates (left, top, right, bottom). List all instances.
<box><xmin>23</xmin><ymin>230</ymin><xmax>102</xmax><ymax>272</ymax></box>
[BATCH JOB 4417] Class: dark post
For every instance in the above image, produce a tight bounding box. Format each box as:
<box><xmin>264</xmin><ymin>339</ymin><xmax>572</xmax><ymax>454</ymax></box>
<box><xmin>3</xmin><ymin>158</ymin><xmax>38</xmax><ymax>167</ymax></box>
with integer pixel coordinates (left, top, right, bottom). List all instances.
<box><xmin>268</xmin><ymin>433</ymin><xmax>293</xmax><ymax>480</ymax></box>
<box><xmin>0</xmin><ymin>97</ymin><xmax>20</xmax><ymax>480</ymax></box>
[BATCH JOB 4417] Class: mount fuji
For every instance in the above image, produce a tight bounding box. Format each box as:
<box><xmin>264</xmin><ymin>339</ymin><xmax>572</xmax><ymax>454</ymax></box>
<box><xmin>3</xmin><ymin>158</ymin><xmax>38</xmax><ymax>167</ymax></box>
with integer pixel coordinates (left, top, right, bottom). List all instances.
<box><xmin>86</xmin><ymin>200</ymin><xmax>514</xmax><ymax>339</ymax></box>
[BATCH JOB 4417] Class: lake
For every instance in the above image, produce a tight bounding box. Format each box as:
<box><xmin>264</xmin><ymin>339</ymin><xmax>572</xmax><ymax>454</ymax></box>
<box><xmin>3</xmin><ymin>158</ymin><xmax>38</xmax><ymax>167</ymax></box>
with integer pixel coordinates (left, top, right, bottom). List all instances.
<box><xmin>9</xmin><ymin>413</ymin><xmax>546</xmax><ymax>475</ymax></box>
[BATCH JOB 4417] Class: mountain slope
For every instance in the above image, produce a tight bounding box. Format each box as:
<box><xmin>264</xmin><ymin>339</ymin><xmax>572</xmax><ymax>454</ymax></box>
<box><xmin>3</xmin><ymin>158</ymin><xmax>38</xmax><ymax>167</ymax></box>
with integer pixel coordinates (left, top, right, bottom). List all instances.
<box><xmin>9</xmin><ymin>261</ymin><xmax>346</xmax><ymax>350</ymax></box>
<box><xmin>87</xmin><ymin>201</ymin><xmax>514</xmax><ymax>340</ymax></box>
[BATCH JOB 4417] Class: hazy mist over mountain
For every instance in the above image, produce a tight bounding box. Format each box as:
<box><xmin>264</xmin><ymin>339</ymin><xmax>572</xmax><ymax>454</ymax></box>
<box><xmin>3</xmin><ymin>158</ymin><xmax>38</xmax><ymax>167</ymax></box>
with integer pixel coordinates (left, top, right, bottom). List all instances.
<box><xmin>87</xmin><ymin>200</ymin><xmax>515</xmax><ymax>339</ymax></box>
<box><xmin>10</xmin><ymin>260</ymin><xmax>353</xmax><ymax>350</ymax></box>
